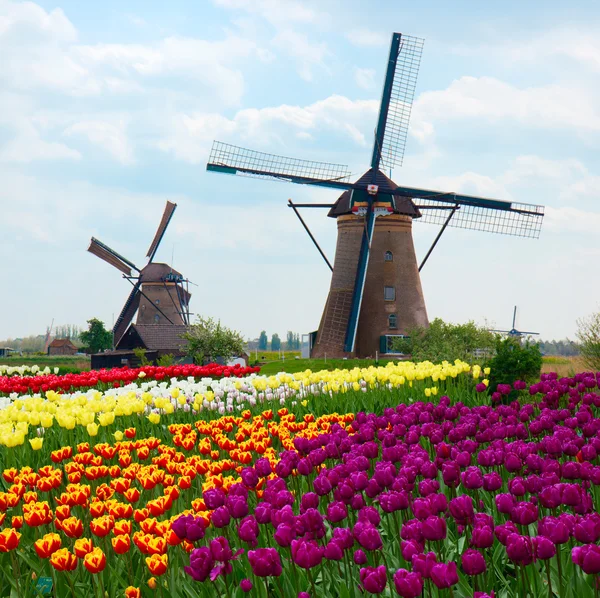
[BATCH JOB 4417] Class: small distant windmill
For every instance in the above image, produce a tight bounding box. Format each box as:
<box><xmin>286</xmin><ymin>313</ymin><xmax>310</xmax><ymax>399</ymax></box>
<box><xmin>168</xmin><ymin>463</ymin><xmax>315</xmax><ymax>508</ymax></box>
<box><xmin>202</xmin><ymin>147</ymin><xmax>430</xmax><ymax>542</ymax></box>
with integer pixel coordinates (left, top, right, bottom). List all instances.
<box><xmin>206</xmin><ymin>32</ymin><xmax>545</xmax><ymax>358</ymax></box>
<box><xmin>87</xmin><ymin>201</ymin><xmax>191</xmax><ymax>345</ymax></box>
<box><xmin>490</xmin><ymin>306</ymin><xmax>539</xmax><ymax>339</ymax></box>
<box><xmin>43</xmin><ymin>318</ymin><xmax>54</xmax><ymax>353</ymax></box>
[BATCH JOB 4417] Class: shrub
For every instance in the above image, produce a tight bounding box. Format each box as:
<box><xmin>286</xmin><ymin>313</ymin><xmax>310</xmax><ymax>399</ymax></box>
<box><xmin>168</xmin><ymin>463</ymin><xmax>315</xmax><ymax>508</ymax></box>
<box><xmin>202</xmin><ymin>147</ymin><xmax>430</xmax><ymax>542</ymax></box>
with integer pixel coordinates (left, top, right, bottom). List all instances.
<box><xmin>183</xmin><ymin>316</ymin><xmax>245</xmax><ymax>365</ymax></box>
<box><xmin>487</xmin><ymin>337</ymin><xmax>542</xmax><ymax>393</ymax></box>
<box><xmin>394</xmin><ymin>318</ymin><xmax>497</xmax><ymax>363</ymax></box>
<box><xmin>576</xmin><ymin>311</ymin><xmax>600</xmax><ymax>371</ymax></box>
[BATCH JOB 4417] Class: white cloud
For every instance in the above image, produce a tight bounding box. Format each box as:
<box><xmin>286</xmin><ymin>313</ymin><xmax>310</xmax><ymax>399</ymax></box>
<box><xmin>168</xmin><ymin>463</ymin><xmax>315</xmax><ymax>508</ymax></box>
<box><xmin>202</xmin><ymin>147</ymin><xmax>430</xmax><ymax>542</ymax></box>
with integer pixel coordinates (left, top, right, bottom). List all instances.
<box><xmin>0</xmin><ymin>0</ymin><xmax>77</xmax><ymax>42</ymax></box>
<box><xmin>545</xmin><ymin>206</ymin><xmax>600</xmax><ymax>233</ymax></box>
<box><xmin>157</xmin><ymin>94</ymin><xmax>378</xmax><ymax>163</ymax></box>
<box><xmin>213</xmin><ymin>0</ymin><xmax>318</xmax><ymax>26</ymax></box>
<box><xmin>413</xmin><ymin>76</ymin><xmax>600</xmax><ymax>133</ymax></box>
<box><xmin>272</xmin><ymin>29</ymin><xmax>328</xmax><ymax>82</ymax></box>
<box><xmin>64</xmin><ymin>120</ymin><xmax>134</xmax><ymax>165</ymax></box>
<box><xmin>345</xmin><ymin>28</ymin><xmax>386</xmax><ymax>48</ymax></box>
<box><xmin>354</xmin><ymin>67</ymin><xmax>376</xmax><ymax>90</ymax></box>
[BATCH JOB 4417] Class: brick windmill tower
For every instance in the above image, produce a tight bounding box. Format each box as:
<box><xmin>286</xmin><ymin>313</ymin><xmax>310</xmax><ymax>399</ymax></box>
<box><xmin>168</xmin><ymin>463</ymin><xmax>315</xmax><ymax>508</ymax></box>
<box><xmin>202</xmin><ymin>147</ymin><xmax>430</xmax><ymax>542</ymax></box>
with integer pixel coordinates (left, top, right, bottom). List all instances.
<box><xmin>206</xmin><ymin>33</ymin><xmax>545</xmax><ymax>358</ymax></box>
<box><xmin>87</xmin><ymin>201</ymin><xmax>191</xmax><ymax>345</ymax></box>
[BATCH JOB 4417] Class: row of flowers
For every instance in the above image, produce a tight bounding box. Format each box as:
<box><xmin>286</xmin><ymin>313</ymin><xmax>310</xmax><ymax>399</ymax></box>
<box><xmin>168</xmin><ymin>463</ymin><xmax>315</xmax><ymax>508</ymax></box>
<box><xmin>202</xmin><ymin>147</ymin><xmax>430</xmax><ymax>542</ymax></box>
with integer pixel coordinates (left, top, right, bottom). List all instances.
<box><xmin>0</xmin><ymin>364</ymin><xmax>59</xmax><ymax>377</ymax></box>
<box><xmin>1</xmin><ymin>371</ymin><xmax>600</xmax><ymax>595</ymax></box>
<box><xmin>0</xmin><ymin>363</ymin><xmax>260</xmax><ymax>396</ymax></box>
<box><xmin>0</xmin><ymin>361</ymin><xmax>480</xmax><ymax>447</ymax></box>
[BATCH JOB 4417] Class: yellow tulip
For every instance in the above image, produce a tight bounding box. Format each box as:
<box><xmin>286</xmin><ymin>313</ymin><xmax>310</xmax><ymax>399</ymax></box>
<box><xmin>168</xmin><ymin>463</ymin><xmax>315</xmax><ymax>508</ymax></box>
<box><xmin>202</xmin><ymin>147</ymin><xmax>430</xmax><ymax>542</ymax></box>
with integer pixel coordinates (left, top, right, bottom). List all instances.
<box><xmin>87</xmin><ymin>423</ymin><xmax>99</xmax><ymax>436</ymax></box>
<box><xmin>114</xmin><ymin>431</ymin><xmax>124</xmax><ymax>441</ymax></box>
<box><xmin>29</xmin><ymin>437</ymin><xmax>43</xmax><ymax>450</ymax></box>
<box><xmin>148</xmin><ymin>413</ymin><xmax>160</xmax><ymax>425</ymax></box>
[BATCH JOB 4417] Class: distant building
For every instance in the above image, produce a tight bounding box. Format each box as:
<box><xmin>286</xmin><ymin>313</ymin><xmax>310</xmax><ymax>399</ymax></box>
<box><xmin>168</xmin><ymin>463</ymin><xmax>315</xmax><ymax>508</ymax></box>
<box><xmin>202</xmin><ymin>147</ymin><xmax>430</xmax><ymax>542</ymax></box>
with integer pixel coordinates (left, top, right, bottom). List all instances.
<box><xmin>0</xmin><ymin>347</ymin><xmax>16</xmax><ymax>358</ymax></box>
<box><xmin>47</xmin><ymin>339</ymin><xmax>78</xmax><ymax>356</ymax></box>
<box><xmin>91</xmin><ymin>324</ymin><xmax>190</xmax><ymax>369</ymax></box>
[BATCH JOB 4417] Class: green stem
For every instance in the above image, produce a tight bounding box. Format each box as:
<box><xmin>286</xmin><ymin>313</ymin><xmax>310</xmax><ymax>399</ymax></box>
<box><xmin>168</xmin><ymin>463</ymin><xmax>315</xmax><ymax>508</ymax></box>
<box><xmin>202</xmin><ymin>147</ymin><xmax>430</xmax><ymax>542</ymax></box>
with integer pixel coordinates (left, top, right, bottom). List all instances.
<box><xmin>308</xmin><ymin>569</ymin><xmax>318</xmax><ymax>598</ymax></box>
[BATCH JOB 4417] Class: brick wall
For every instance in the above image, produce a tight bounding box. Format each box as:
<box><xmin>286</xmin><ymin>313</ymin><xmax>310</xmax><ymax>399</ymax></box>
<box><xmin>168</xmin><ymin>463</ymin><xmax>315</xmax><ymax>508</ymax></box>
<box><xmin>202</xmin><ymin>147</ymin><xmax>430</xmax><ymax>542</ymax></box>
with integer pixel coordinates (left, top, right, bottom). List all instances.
<box><xmin>312</xmin><ymin>214</ymin><xmax>428</xmax><ymax>358</ymax></box>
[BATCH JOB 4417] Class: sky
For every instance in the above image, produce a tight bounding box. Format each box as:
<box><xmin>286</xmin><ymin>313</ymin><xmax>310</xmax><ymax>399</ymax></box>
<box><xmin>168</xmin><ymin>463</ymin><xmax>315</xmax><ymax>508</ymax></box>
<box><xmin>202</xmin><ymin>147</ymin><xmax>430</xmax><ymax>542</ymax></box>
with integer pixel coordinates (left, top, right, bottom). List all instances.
<box><xmin>1</xmin><ymin>0</ymin><xmax>600</xmax><ymax>342</ymax></box>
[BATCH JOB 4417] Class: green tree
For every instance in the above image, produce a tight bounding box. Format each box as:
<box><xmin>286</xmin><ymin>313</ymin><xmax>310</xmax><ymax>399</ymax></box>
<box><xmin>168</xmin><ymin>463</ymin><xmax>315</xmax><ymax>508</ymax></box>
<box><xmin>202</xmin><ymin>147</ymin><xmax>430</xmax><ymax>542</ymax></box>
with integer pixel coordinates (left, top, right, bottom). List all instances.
<box><xmin>286</xmin><ymin>331</ymin><xmax>294</xmax><ymax>350</ymax></box>
<box><xmin>576</xmin><ymin>311</ymin><xmax>600</xmax><ymax>370</ymax></box>
<box><xmin>487</xmin><ymin>337</ymin><xmax>542</xmax><ymax>394</ymax></box>
<box><xmin>394</xmin><ymin>318</ymin><xmax>497</xmax><ymax>363</ymax></box>
<box><xmin>183</xmin><ymin>316</ymin><xmax>245</xmax><ymax>364</ymax></box>
<box><xmin>258</xmin><ymin>331</ymin><xmax>268</xmax><ymax>351</ymax></box>
<box><xmin>80</xmin><ymin>318</ymin><xmax>113</xmax><ymax>354</ymax></box>
<box><xmin>271</xmin><ymin>333</ymin><xmax>281</xmax><ymax>351</ymax></box>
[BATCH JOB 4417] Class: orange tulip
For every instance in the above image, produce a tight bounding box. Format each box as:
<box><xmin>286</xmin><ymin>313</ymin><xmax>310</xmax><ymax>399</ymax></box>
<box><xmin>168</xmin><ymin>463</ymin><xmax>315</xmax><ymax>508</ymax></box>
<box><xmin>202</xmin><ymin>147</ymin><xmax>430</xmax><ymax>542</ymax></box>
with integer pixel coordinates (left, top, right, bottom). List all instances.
<box><xmin>111</xmin><ymin>534</ymin><xmax>131</xmax><ymax>555</ymax></box>
<box><xmin>146</xmin><ymin>536</ymin><xmax>167</xmax><ymax>555</ymax></box>
<box><xmin>74</xmin><ymin>538</ymin><xmax>94</xmax><ymax>559</ymax></box>
<box><xmin>125</xmin><ymin>428</ymin><xmax>136</xmax><ymax>439</ymax></box>
<box><xmin>147</xmin><ymin>578</ymin><xmax>157</xmax><ymax>590</ymax></box>
<box><xmin>146</xmin><ymin>553</ymin><xmax>168</xmax><ymax>576</ymax></box>
<box><xmin>83</xmin><ymin>547</ymin><xmax>106</xmax><ymax>574</ymax></box>
<box><xmin>90</xmin><ymin>515</ymin><xmax>114</xmax><ymax>537</ymax></box>
<box><xmin>89</xmin><ymin>502</ymin><xmax>105</xmax><ymax>518</ymax></box>
<box><xmin>0</xmin><ymin>528</ymin><xmax>21</xmax><ymax>552</ymax></box>
<box><xmin>23</xmin><ymin>501</ymin><xmax>53</xmax><ymax>526</ymax></box>
<box><xmin>11</xmin><ymin>516</ymin><xmax>23</xmax><ymax>529</ymax></box>
<box><xmin>125</xmin><ymin>587</ymin><xmax>141</xmax><ymax>598</ymax></box>
<box><xmin>34</xmin><ymin>533</ymin><xmax>62</xmax><ymax>559</ymax></box>
<box><xmin>61</xmin><ymin>516</ymin><xmax>84</xmax><ymax>539</ymax></box>
<box><xmin>55</xmin><ymin>505</ymin><xmax>71</xmax><ymax>520</ymax></box>
<box><xmin>50</xmin><ymin>548</ymin><xmax>78</xmax><ymax>572</ymax></box>
<box><xmin>113</xmin><ymin>519</ymin><xmax>132</xmax><ymax>536</ymax></box>
<box><xmin>124</xmin><ymin>488</ymin><xmax>140</xmax><ymax>504</ymax></box>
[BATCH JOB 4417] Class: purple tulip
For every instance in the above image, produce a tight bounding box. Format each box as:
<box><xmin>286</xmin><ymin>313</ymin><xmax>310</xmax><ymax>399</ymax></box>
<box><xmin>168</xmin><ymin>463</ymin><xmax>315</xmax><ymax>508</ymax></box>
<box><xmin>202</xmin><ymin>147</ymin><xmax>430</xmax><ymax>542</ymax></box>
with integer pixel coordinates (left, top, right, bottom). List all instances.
<box><xmin>354</xmin><ymin>549</ymin><xmax>368</xmax><ymax>565</ymax></box>
<box><xmin>184</xmin><ymin>547</ymin><xmax>214</xmax><ymax>582</ymax></box>
<box><xmin>461</xmin><ymin>549</ymin><xmax>487</xmax><ymax>576</ymax></box>
<box><xmin>430</xmin><ymin>562</ymin><xmax>459</xmax><ymax>589</ymax></box>
<box><xmin>506</xmin><ymin>534</ymin><xmax>534</xmax><ymax>566</ymax></box>
<box><xmin>291</xmin><ymin>539</ymin><xmax>324</xmax><ymax>570</ymax></box>
<box><xmin>203</xmin><ymin>488</ymin><xmax>225</xmax><ymax>510</ymax></box>
<box><xmin>247</xmin><ymin>548</ymin><xmax>282</xmax><ymax>577</ymax></box>
<box><xmin>211</xmin><ymin>506</ymin><xmax>231</xmax><ymax>529</ymax></box>
<box><xmin>241</xmin><ymin>467</ymin><xmax>259</xmax><ymax>488</ymax></box>
<box><xmin>421</xmin><ymin>516</ymin><xmax>446</xmax><ymax>541</ymax></box>
<box><xmin>393</xmin><ymin>569</ymin><xmax>423</xmax><ymax>598</ymax></box>
<box><xmin>327</xmin><ymin>501</ymin><xmax>348</xmax><ymax>523</ymax></box>
<box><xmin>471</xmin><ymin>525</ymin><xmax>494</xmax><ymax>549</ymax></box>
<box><xmin>324</xmin><ymin>540</ymin><xmax>344</xmax><ymax>561</ymax></box>
<box><xmin>573</xmin><ymin>544</ymin><xmax>600</xmax><ymax>574</ymax></box>
<box><xmin>274</xmin><ymin>522</ymin><xmax>295</xmax><ymax>548</ymax></box>
<box><xmin>254</xmin><ymin>458</ymin><xmax>272</xmax><ymax>478</ymax></box>
<box><xmin>240</xmin><ymin>579</ymin><xmax>253</xmax><ymax>593</ymax></box>
<box><xmin>359</xmin><ymin>566</ymin><xmax>387</xmax><ymax>594</ymax></box>
<box><xmin>411</xmin><ymin>552</ymin><xmax>437</xmax><ymax>579</ymax></box>
<box><xmin>533</xmin><ymin>536</ymin><xmax>556</xmax><ymax>560</ymax></box>
<box><xmin>237</xmin><ymin>516</ymin><xmax>258</xmax><ymax>547</ymax></box>
<box><xmin>449</xmin><ymin>495</ymin><xmax>474</xmax><ymax>525</ymax></box>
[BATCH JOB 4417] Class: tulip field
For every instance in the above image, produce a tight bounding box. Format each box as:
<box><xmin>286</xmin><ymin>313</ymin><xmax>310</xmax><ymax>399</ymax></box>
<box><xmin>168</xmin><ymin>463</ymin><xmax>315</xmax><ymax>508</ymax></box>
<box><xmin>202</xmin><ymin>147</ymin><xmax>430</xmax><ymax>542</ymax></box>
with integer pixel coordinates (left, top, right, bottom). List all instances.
<box><xmin>1</xmin><ymin>361</ymin><xmax>600</xmax><ymax>597</ymax></box>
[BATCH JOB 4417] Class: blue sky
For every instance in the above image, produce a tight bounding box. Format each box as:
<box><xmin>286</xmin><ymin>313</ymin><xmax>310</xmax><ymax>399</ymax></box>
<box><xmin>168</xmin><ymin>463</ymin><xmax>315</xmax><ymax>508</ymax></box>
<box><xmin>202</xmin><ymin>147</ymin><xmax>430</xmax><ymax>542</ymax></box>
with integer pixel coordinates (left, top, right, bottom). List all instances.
<box><xmin>1</xmin><ymin>0</ymin><xmax>600</xmax><ymax>341</ymax></box>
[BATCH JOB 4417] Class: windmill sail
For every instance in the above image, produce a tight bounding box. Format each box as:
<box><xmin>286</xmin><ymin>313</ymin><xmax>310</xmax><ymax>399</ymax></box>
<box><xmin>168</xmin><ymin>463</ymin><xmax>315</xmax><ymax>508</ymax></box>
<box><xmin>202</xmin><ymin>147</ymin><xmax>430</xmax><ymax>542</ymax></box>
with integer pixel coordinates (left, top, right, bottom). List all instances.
<box><xmin>113</xmin><ymin>283</ymin><xmax>142</xmax><ymax>345</ymax></box>
<box><xmin>147</xmin><ymin>201</ymin><xmax>177</xmax><ymax>262</ymax></box>
<box><xmin>88</xmin><ymin>238</ymin><xmax>139</xmax><ymax>276</ymax></box>
<box><xmin>375</xmin><ymin>34</ymin><xmax>424</xmax><ymax>170</ymax></box>
<box><xmin>207</xmin><ymin>142</ymin><xmax>353</xmax><ymax>190</ymax></box>
<box><xmin>409</xmin><ymin>190</ymin><xmax>544</xmax><ymax>238</ymax></box>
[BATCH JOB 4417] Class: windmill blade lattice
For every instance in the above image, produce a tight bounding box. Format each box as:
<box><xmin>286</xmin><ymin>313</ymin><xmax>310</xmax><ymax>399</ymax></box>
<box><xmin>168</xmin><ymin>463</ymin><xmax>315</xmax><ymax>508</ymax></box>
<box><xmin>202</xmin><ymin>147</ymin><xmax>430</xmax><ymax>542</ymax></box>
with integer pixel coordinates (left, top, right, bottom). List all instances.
<box><xmin>207</xmin><ymin>142</ymin><xmax>353</xmax><ymax>189</ymax></box>
<box><xmin>377</xmin><ymin>34</ymin><xmax>424</xmax><ymax>170</ymax></box>
<box><xmin>113</xmin><ymin>282</ymin><xmax>142</xmax><ymax>344</ymax></box>
<box><xmin>147</xmin><ymin>201</ymin><xmax>177</xmax><ymax>262</ymax></box>
<box><xmin>88</xmin><ymin>238</ymin><xmax>139</xmax><ymax>276</ymax></box>
<box><xmin>414</xmin><ymin>198</ymin><xmax>544</xmax><ymax>238</ymax></box>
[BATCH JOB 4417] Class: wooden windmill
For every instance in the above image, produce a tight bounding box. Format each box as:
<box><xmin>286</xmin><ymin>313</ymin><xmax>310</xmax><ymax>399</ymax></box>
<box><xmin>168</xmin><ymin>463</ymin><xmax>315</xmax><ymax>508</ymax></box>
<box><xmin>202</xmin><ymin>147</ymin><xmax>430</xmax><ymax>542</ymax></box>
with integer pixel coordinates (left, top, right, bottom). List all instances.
<box><xmin>87</xmin><ymin>201</ymin><xmax>191</xmax><ymax>345</ymax></box>
<box><xmin>207</xmin><ymin>33</ymin><xmax>545</xmax><ymax>358</ymax></box>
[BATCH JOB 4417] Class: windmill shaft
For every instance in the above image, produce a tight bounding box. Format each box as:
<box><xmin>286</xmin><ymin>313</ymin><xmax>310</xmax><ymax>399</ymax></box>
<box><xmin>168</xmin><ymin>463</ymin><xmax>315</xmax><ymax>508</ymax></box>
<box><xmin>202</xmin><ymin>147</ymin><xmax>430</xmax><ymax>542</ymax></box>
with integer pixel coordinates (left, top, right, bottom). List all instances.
<box><xmin>344</xmin><ymin>208</ymin><xmax>377</xmax><ymax>353</ymax></box>
<box><xmin>419</xmin><ymin>204</ymin><xmax>459</xmax><ymax>271</ymax></box>
<box><xmin>206</xmin><ymin>163</ymin><xmax>353</xmax><ymax>191</ymax></box>
<box><xmin>288</xmin><ymin>201</ymin><xmax>333</xmax><ymax>271</ymax></box>
<box><xmin>370</xmin><ymin>33</ymin><xmax>402</xmax><ymax>172</ymax></box>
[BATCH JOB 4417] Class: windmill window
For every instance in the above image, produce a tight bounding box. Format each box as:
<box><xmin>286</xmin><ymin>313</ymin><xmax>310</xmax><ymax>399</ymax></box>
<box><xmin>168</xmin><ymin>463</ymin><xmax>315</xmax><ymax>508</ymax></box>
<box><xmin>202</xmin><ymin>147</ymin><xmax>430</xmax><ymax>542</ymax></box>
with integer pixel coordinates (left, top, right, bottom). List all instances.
<box><xmin>154</xmin><ymin>315</ymin><xmax>160</xmax><ymax>324</ymax></box>
<box><xmin>155</xmin><ymin>299</ymin><xmax>160</xmax><ymax>305</ymax></box>
<box><xmin>384</xmin><ymin>251</ymin><xmax>393</xmax><ymax>262</ymax></box>
<box><xmin>384</xmin><ymin>286</ymin><xmax>395</xmax><ymax>301</ymax></box>
<box><xmin>389</xmin><ymin>314</ymin><xmax>398</xmax><ymax>329</ymax></box>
